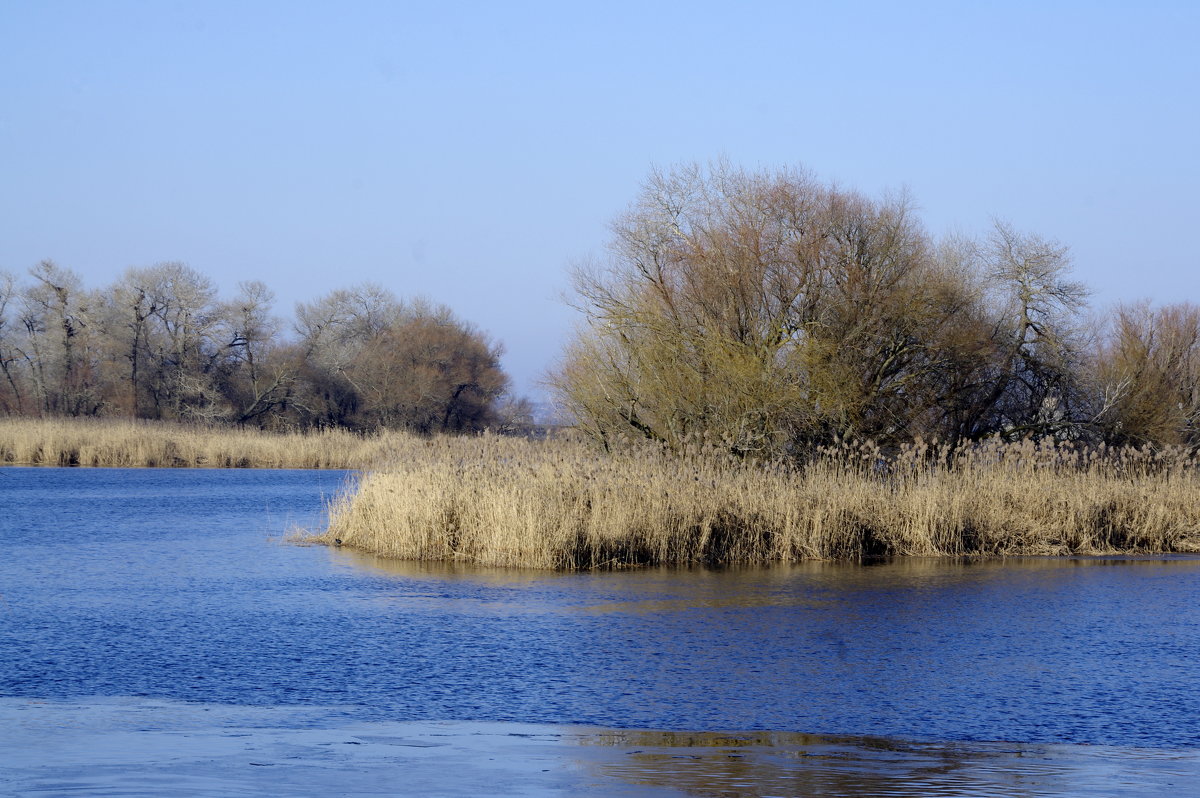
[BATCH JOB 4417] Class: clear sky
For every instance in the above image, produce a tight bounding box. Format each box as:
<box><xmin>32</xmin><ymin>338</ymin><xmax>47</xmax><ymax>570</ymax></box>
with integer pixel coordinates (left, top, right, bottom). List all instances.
<box><xmin>3</xmin><ymin>1</ymin><xmax>1197</xmax><ymax>403</ymax></box>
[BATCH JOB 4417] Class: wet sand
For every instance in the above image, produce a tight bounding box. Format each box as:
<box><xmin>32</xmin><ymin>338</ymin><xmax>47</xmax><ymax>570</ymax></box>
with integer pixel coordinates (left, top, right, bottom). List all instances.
<box><xmin>3</xmin><ymin>698</ymin><xmax>1198</xmax><ymax>797</ymax></box>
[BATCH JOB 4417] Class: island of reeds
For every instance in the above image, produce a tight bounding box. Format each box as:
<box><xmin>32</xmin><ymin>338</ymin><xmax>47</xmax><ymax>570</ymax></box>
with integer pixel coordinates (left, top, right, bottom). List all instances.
<box><xmin>5</xmin><ymin>161</ymin><xmax>1199</xmax><ymax>567</ymax></box>
<box><xmin>310</xmin><ymin>434</ymin><xmax>1200</xmax><ymax>568</ymax></box>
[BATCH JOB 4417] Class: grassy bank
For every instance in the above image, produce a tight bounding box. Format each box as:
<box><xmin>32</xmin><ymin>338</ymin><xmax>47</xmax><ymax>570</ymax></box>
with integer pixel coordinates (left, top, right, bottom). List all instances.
<box><xmin>314</xmin><ymin>435</ymin><xmax>1200</xmax><ymax>568</ymax></box>
<box><xmin>0</xmin><ymin>417</ymin><xmax>395</xmax><ymax>469</ymax></box>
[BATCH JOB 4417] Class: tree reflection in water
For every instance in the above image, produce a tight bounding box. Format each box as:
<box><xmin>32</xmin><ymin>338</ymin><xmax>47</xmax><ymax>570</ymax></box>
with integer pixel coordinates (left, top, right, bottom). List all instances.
<box><xmin>580</xmin><ymin>729</ymin><xmax>1199</xmax><ymax>798</ymax></box>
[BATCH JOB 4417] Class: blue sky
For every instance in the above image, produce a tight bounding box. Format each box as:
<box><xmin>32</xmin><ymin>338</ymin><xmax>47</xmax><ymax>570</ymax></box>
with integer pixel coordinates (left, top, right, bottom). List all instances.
<box><xmin>2</xmin><ymin>1</ymin><xmax>1197</xmax><ymax>401</ymax></box>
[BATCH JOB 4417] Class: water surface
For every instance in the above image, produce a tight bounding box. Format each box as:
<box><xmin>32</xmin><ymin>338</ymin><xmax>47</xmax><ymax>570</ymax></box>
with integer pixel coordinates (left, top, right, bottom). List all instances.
<box><xmin>2</xmin><ymin>467</ymin><xmax>1199</xmax><ymax>795</ymax></box>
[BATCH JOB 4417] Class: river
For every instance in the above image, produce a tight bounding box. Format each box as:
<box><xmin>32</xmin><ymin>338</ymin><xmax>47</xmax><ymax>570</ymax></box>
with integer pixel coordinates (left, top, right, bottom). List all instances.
<box><xmin>1</xmin><ymin>467</ymin><xmax>1198</xmax><ymax>796</ymax></box>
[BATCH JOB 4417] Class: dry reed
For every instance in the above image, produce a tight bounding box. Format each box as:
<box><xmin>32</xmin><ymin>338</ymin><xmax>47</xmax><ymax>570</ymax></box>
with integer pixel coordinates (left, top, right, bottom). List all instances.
<box><xmin>313</xmin><ymin>434</ymin><xmax>1200</xmax><ymax>568</ymax></box>
<box><xmin>0</xmin><ymin>417</ymin><xmax>396</xmax><ymax>469</ymax></box>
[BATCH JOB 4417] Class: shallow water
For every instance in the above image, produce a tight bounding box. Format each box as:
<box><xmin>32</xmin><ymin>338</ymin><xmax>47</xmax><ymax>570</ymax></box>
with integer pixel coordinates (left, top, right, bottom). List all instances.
<box><xmin>2</xmin><ymin>467</ymin><xmax>1199</xmax><ymax>795</ymax></box>
<box><xmin>5</xmin><ymin>698</ymin><xmax>1198</xmax><ymax>797</ymax></box>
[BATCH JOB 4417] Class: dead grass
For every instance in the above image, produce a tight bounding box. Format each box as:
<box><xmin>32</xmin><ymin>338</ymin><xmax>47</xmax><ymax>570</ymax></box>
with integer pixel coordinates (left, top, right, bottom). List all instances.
<box><xmin>312</xmin><ymin>434</ymin><xmax>1200</xmax><ymax>568</ymax></box>
<box><xmin>0</xmin><ymin>417</ymin><xmax>396</xmax><ymax>469</ymax></box>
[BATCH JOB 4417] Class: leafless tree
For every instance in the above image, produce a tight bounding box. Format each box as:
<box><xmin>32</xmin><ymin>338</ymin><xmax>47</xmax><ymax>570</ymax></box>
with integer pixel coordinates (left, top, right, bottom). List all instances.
<box><xmin>0</xmin><ymin>270</ymin><xmax>27</xmax><ymax>414</ymax></box>
<box><xmin>16</xmin><ymin>261</ymin><xmax>103</xmax><ymax>416</ymax></box>
<box><xmin>1092</xmin><ymin>301</ymin><xmax>1200</xmax><ymax>446</ymax></box>
<box><xmin>554</xmin><ymin>162</ymin><xmax>1029</xmax><ymax>457</ymax></box>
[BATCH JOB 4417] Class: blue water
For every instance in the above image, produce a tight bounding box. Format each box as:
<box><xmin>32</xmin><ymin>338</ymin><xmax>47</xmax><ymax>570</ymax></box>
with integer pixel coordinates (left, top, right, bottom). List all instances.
<box><xmin>2</xmin><ymin>467</ymin><xmax>1199</xmax><ymax>751</ymax></box>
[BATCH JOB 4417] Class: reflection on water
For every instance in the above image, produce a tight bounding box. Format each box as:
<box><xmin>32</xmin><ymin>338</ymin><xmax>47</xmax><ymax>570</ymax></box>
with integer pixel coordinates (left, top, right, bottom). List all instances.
<box><xmin>584</xmin><ymin>728</ymin><xmax>1200</xmax><ymax>798</ymax></box>
<box><xmin>331</xmin><ymin>548</ymin><xmax>572</xmax><ymax>585</ymax></box>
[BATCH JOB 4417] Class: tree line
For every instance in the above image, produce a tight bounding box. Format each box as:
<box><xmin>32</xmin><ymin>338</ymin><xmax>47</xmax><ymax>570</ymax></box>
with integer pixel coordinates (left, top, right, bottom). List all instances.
<box><xmin>552</xmin><ymin>162</ymin><xmax>1199</xmax><ymax>456</ymax></box>
<box><xmin>0</xmin><ymin>262</ymin><xmax>521</xmax><ymax>433</ymax></box>
<box><xmin>7</xmin><ymin>161</ymin><xmax>1195</xmax><ymax>451</ymax></box>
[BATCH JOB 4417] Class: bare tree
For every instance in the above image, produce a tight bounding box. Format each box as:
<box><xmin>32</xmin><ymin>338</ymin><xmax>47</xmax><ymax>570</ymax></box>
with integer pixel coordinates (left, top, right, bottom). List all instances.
<box><xmin>1093</xmin><ymin>301</ymin><xmax>1200</xmax><ymax>446</ymax></box>
<box><xmin>292</xmin><ymin>283</ymin><xmax>404</xmax><ymax>427</ymax></box>
<box><xmin>0</xmin><ymin>270</ymin><xmax>27</xmax><ymax>414</ymax></box>
<box><xmin>211</xmin><ymin>280</ymin><xmax>297</xmax><ymax>426</ymax></box>
<box><xmin>106</xmin><ymin>267</ymin><xmax>162</xmax><ymax>417</ymax></box>
<box><xmin>16</xmin><ymin>261</ymin><xmax>102</xmax><ymax>416</ymax></box>
<box><xmin>2</xmin><ymin>262</ymin><xmax>514</xmax><ymax>434</ymax></box>
<box><xmin>972</xmin><ymin>221</ymin><xmax>1091</xmax><ymax>439</ymax></box>
<box><xmin>292</xmin><ymin>286</ymin><xmax>509</xmax><ymax>432</ymax></box>
<box><xmin>554</xmin><ymin>162</ymin><xmax>1005</xmax><ymax>457</ymax></box>
<box><xmin>106</xmin><ymin>263</ymin><xmax>222</xmax><ymax>420</ymax></box>
<box><xmin>350</xmin><ymin>302</ymin><xmax>508</xmax><ymax>433</ymax></box>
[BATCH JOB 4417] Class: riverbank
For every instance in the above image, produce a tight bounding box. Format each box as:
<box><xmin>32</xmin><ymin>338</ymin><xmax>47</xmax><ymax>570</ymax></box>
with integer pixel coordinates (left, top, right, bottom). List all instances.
<box><xmin>314</xmin><ymin>435</ymin><xmax>1200</xmax><ymax>567</ymax></box>
<box><xmin>0</xmin><ymin>417</ymin><xmax>395</xmax><ymax>469</ymax></box>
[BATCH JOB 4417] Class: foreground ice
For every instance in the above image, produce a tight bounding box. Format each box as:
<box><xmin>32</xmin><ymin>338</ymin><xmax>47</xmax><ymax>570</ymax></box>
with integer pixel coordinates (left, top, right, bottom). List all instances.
<box><xmin>2</xmin><ymin>698</ymin><xmax>1198</xmax><ymax>797</ymax></box>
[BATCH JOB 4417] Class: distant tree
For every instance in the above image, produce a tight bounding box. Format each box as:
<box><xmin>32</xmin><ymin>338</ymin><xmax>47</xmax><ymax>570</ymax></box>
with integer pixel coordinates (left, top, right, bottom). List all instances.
<box><xmin>0</xmin><ymin>270</ymin><xmax>27</xmax><ymax>414</ymax></box>
<box><xmin>350</xmin><ymin>301</ymin><xmax>508</xmax><ymax>433</ymax></box>
<box><xmin>211</xmin><ymin>280</ymin><xmax>297</xmax><ymax>426</ymax></box>
<box><xmin>104</xmin><ymin>267</ymin><xmax>161</xmax><ymax>417</ymax></box>
<box><xmin>16</xmin><ymin>261</ymin><xmax>103</xmax><ymax>416</ymax></box>
<box><xmin>0</xmin><ymin>259</ymin><xmax>548</xmax><ymax>439</ymax></box>
<box><xmin>1093</xmin><ymin>301</ymin><xmax>1200</xmax><ymax>447</ymax></box>
<box><xmin>293</xmin><ymin>286</ymin><xmax>509</xmax><ymax>432</ymax></box>
<box><xmin>927</xmin><ymin>222</ymin><xmax>1092</xmax><ymax>443</ymax></box>
<box><xmin>292</xmin><ymin>283</ymin><xmax>404</xmax><ymax>427</ymax></box>
<box><xmin>493</xmin><ymin>394</ymin><xmax>538</xmax><ymax>434</ymax></box>
<box><xmin>107</xmin><ymin>263</ymin><xmax>222</xmax><ymax>421</ymax></box>
<box><xmin>980</xmin><ymin>221</ymin><xmax>1091</xmax><ymax>438</ymax></box>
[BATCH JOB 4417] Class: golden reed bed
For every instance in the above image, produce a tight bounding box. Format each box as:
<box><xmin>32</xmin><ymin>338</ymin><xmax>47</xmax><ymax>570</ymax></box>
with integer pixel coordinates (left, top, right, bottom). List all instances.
<box><xmin>313</xmin><ymin>435</ymin><xmax>1200</xmax><ymax>568</ymax></box>
<box><xmin>0</xmin><ymin>417</ymin><xmax>394</xmax><ymax>470</ymax></box>
<box><xmin>6</xmin><ymin>418</ymin><xmax>1197</xmax><ymax>568</ymax></box>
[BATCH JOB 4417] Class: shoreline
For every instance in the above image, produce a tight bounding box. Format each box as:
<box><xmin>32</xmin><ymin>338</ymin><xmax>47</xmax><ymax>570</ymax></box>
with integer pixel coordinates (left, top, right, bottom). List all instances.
<box><xmin>0</xmin><ymin>417</ymin><xmax>393</xmax><ymax>470</ymax></box>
